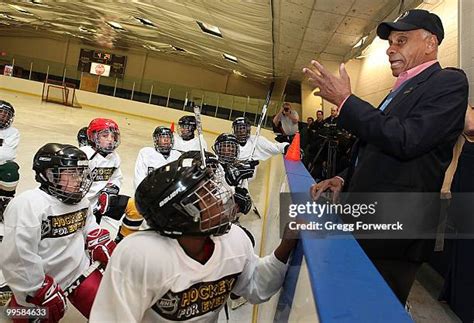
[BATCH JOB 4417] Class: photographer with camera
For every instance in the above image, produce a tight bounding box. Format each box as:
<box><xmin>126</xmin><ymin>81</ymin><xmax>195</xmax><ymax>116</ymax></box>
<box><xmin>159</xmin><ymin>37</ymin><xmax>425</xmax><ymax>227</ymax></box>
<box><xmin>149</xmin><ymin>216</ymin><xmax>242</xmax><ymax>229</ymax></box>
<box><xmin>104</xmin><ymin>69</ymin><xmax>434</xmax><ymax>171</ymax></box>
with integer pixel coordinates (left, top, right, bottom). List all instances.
<box><xmin>273</xmin><ymin>102</ymin><xmax>299</xmax><ymax>143</ymax></box>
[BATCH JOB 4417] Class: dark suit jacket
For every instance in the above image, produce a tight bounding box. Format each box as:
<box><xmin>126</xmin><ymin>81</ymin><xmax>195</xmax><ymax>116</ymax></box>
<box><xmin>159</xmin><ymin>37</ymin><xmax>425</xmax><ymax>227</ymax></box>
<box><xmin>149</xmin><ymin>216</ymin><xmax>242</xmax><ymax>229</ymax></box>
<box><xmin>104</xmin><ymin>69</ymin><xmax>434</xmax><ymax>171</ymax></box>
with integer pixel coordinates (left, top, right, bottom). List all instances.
<box><xmin>323</xmin><ymin>116</ymin><xmax>338</xmax><ymax>125</ymax></box>
<box><xmin>338</xmin><ymin>63</ymin><xmax>468</xmax><ymax>261</ymax></box>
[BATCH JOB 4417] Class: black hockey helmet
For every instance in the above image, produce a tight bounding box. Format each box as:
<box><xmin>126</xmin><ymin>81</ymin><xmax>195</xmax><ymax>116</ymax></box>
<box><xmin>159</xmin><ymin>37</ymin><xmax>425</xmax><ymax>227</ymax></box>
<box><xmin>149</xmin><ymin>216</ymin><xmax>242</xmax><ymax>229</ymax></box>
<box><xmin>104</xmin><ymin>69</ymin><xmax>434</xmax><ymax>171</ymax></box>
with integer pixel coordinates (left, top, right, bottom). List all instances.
<box><xmin>135</xmin><ymin>151</ymin><xmax>236</xmax><ymax>238</ymax></box>
<box><xmin>77</xmin><ymin>126</ymin><xmax>89</xmax><ymax>147</ymax></box>
<box><xmin>33</xmin><ymin>143</ymin><xmax>92</xmax><ymax>204</ymax></box>
<box><xmin>232</xmin><ymin>117</ymin><xmax>251</xmax><ymax>145</ymax></box>
<box><xmin>212</xmin><ymin>133</ymin><xmax>239</xmax><ymax>164</ymax></box>
<box><xmin>153</xmin><ymin>126</ymin><xmax>174</xmax><ymax>155</ymax></box>
<box><xmin>0</xmin><ymin>100</ymin><xmax>15</xmax><ymax>129</ymax></box>
<box><xmin>178</xmin><ymin>115</ymin><xmax>197</xmax><ymax>140</ymax></box>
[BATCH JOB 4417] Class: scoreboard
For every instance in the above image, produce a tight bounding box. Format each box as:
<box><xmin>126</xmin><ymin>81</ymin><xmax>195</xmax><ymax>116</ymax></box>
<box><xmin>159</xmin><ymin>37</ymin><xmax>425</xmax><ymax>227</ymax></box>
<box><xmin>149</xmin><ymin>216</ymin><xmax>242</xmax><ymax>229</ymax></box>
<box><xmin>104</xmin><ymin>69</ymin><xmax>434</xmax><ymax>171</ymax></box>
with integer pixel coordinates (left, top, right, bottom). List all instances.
<box><xmin>77</xmin><ymin>49</ymin><xmax>127</xmax><ymax>78</ymax></box>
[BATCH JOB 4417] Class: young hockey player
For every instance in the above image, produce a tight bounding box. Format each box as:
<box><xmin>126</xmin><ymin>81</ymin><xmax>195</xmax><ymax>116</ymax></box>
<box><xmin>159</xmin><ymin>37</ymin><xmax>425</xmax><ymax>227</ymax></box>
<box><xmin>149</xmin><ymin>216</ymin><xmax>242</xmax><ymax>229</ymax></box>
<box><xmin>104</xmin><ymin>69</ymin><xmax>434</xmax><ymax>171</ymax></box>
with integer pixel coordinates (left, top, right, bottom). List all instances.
<box><xmin>173</xmin><ymin>115</ymin><xmax>208</xmax><ymax>152</ymax></box>
<box><xmin>81</xmin><ymin>118</ymin><xmax>129</xmax><ymax>229</ymax></box>
<box><xmin>0</xmin><ymin>143</ymin><xmax>116</xmax><ymax>321</ymax></box>
<box><xmin>231</xmin><ymin>117</ymin><xmax>285</xmax><ymax>219</ymax></box>
<box><xmin>0</xmin><ymin>100</ymin><xmax>20</xmax><ymax>215</ymax></box>
<box><xmin>77</xmin><ymin>126</ymin><xmax>90</xmax><ymax>147</ymax></box>
<box><xmin>0</xmin><ymin>100</ymin><xmax>20</xmax><ymax>308</ymax></box>
<box><xmin>134</xmin><ymin>126</ymin><xmax>182</xmax><ymax>189</ymax></box>
<box><xmin>212</xmin><ymin>133</ymin><xmax>259</xmax><ymax>188</ymax></box>
<box><xmin>115</xmin><ymin>126</ymin><xmax>181</xmax><ymax>242</ymax></box>
<box><xmin>212</xmin><ymin>133</ymin><xmax>260</xmax><ymax>309</ymax></box>
<box><xmin>90</xmin><ymin>153</ymin><xmax>297</xmax><ymax>322</ymax></box>
<box><xmin>0</xmin><ymin>163</ymin><xmax>19</xmax><ymax>307</ymax></box>
<box><xmin>232</xmin><ymin>117</ymin><xmax>288</xmax><ymax>161</ymax></box>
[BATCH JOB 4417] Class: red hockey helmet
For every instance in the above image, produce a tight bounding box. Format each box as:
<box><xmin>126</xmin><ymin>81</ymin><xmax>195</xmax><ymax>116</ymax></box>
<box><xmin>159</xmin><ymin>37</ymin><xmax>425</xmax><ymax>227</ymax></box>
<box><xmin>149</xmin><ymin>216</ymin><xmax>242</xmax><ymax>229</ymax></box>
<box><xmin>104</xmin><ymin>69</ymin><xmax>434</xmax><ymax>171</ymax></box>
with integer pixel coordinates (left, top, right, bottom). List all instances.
<box><xmin>87</xmin><ymin>118</ymin><xmax>120</xmax><ymax>154</ymax></box>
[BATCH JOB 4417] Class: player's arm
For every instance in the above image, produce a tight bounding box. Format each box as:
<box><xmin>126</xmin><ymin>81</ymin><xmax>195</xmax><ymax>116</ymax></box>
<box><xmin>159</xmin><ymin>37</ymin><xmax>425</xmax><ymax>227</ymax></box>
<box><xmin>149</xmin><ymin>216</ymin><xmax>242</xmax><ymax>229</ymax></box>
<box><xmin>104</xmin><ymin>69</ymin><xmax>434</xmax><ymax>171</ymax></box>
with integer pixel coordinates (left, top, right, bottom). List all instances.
<box><xmin>0</xmin><ymin>129</ymin><xmax>20</xmax><ymax>161</ymax></box>
<box><xmin>83</xmin><ymin>205</ymin><xmax>100</xmax><ymax>239</ymax></box>
<box><xmin>3</xmin><ymin>220</ymin><xmax>67</xmax><ymax>321</ymax></box>
<box><xmin>0</xmin><ymin>199</ymin><xmax>46</xmax><ymax>304</ymax></box>
<box><xmin>231</xmin><ymin>226</ymin><xmax>296</xmax><ymax>304</ymax></box>
<box><xmin>259</xmin><ymin>136</ymin><xmax>288</xmax><ymax>158</ymax></box>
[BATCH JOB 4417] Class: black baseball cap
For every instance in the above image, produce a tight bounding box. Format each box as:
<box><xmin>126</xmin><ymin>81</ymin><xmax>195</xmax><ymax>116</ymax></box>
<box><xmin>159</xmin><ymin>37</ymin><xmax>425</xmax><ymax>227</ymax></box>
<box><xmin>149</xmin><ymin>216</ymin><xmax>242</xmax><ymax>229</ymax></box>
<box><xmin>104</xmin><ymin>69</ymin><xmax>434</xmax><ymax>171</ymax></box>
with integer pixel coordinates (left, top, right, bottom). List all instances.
<box><xmin>377</xmin><ymin>9</ymin><xmax>444</xmax><ymax>44</ymax></box>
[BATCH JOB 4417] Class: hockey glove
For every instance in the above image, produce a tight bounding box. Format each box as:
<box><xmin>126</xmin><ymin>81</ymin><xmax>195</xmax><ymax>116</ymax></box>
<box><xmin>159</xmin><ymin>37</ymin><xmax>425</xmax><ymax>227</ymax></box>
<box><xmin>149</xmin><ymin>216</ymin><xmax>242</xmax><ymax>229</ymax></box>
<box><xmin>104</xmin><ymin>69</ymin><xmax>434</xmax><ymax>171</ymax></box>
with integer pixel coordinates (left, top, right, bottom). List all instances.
<box><xmin>26</xmin><ymin>275</ymin><xmax>67</xmax><ymax>323</ymax></box>
<box><xmin>96</xmin><ymin>184</ymin><xmax>120</xmax><ymax>215</ymax></box>
<box><xmin>234</xmin><ymin>187</ymin><xmax>252</xmax><ymax>215</ymax></box>
<box><xmin>86</xmin><ymin>228</ymin><xmax>117</xmax><ymax>266</ymax></box>
<box><xmin>224</xmin><ymin>160</ymin><xmax>259</xmax><ymax>186</ymax></box>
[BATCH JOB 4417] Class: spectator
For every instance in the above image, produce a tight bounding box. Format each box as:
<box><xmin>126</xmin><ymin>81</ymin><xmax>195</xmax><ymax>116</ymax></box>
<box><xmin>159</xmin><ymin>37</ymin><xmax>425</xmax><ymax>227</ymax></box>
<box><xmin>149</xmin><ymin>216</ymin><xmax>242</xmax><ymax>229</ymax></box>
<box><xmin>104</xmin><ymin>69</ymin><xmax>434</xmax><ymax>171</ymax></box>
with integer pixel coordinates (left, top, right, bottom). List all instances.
<box><xmin>323</xmin><ymin>107</ymin><xmax>338</xmax><ymax>125</ymax></box>
<box><xmin>273</xmin><ymin>102</ymin><xmax>299</xmax><ymax>143</ymax></box>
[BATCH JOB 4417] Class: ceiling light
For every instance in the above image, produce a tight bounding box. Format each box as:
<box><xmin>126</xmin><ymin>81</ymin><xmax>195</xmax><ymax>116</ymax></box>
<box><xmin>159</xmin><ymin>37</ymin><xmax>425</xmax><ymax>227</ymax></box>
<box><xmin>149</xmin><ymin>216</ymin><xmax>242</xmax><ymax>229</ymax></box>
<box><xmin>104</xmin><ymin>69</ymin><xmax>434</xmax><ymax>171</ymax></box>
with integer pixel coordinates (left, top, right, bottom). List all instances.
<box><xmin>9</xmin><ymin>4</ymin><xmax>32</xmax><ymax>14</ymax></box>
<box><xmin>143</xmin><ymin>44</ymin><xmax>160</xmax><ymax>51</ymax></box>
<box><xmin>0</xmin><ymin>13</ymin><xmax>16</xmax><ymax>21</ymax></box>
<box><xmin>79</xmin><ymin>26</ymin><xmax>96</xmax><ymax>34</ymax></box>
<box><xmin>172</xmin><ymin>46</ymin><xmax>186</xmax><ymax>52</ymax></box>
<box><xmin>134</xmin><ymin>16</ymin><xmax>156</xmax><ymax>27</ymax></box>
<box><xmin>223</xmin><ymin>53</ymin><xmax>238</xmax><ymax>63</ymax></box>
<box><xmin>197</xmin><ymin>21</ymin><xmax>222</xmax><ymax>38</ymax></box>
<box><xmin>233</xmin><ymin>70</ymin><xmax>247</xmax><ymax>77</ymax></box>
<box><xmin>353</xmin><ymin>36</ymin><xmax>368</xmax><ymax>48</ymax></box>
<box><xmin>107</xmin><ymin>21</ymin><xmax>125</xmax><ymax>31</ymax></box>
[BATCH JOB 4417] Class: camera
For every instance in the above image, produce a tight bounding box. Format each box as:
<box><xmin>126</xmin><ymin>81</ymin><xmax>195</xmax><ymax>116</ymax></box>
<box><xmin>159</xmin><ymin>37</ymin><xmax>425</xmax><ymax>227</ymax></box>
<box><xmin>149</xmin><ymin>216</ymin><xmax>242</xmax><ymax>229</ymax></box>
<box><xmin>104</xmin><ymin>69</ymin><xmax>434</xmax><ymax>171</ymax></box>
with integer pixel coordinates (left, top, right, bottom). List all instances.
<box><xmin>321</xmin><ymin>123</ymin><xmax>340</xmax><ymax>138</ymax></box>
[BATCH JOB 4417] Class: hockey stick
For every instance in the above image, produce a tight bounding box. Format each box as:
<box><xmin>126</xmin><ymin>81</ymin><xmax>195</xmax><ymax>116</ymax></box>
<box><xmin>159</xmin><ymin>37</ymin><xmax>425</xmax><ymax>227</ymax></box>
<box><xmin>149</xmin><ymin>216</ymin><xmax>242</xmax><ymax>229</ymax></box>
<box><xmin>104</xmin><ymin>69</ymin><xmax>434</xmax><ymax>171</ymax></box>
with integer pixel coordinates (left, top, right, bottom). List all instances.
<box><xmin>193</xmin><ymin>105</ymin><xmax>207</xmax><ymax>168</ymax></box>
<box><xmin>63</xmin><ymin>261</ymin><xmax>103</xmax><ymax>297</ymax></box>
<box><xmin>249</xmin><ymin>82</ymin><xmax>275</xmax><ymax>160</ymax></box>
<box><xmin>240</xmin><ymin>82</ymin><xmax>274</xmax><ymax>219</ymax></box>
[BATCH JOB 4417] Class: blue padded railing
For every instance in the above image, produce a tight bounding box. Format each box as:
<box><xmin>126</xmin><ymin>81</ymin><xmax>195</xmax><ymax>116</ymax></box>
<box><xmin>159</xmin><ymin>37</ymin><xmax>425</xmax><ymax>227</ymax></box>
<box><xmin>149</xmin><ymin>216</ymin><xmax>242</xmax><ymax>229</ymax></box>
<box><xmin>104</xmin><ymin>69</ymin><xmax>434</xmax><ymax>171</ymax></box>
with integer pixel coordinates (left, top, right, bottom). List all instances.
<box><xmin>273</xmin><ymin>159</ymin><xmax>413</xmax><ymax>323</ymax></box>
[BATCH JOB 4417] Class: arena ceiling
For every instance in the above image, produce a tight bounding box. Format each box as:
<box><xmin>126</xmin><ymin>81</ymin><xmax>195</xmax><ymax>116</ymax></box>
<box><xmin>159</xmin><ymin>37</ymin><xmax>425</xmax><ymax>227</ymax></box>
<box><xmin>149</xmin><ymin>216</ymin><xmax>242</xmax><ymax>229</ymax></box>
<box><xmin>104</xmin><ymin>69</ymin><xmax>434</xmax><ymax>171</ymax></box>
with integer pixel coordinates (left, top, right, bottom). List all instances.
<box><xmin>0</xmin><ymin>0</ymin><xmax>425</xmax><ymax>83</ymax></box>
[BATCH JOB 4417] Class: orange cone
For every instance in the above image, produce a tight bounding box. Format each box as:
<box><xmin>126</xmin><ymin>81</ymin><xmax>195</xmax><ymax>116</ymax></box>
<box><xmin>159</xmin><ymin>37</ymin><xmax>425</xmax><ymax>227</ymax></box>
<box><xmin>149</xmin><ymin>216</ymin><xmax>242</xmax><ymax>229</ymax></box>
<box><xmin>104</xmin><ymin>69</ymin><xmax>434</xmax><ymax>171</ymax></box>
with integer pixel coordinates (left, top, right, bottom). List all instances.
<box><xmin>285</xmin><ymin>132</ymin><xmax>301</xmax><ymax>161</ymax></box>
<box><xmin>170</xmin><ymin>122</ymin><xmax>175</xmax><ymax>133</ymax></box>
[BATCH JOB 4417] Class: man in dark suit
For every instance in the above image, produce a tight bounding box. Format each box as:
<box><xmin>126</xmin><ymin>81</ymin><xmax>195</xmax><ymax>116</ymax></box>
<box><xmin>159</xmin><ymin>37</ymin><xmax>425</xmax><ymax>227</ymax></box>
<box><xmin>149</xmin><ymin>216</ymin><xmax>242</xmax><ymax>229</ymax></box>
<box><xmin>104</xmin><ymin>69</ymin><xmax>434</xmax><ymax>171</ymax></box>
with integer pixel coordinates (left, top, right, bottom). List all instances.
<box><xmin>303</xmin><ymin>9</ymin><xmax>468</xmax><ymax>304</ymax></box>
<box><xmin>323</xmin><ymin>107</ymin><xmax>338</xmax><ymax>126</ymax></box>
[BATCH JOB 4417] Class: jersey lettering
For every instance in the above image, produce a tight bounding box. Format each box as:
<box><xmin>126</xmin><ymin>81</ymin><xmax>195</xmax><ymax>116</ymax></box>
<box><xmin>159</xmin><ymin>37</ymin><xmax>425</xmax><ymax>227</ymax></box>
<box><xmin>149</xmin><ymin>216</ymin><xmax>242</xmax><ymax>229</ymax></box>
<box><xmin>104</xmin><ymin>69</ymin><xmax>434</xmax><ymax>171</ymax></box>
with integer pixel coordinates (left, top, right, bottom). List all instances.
<box><xmin>152</xmin><ymin>273</ymin><xmax>239</xmax><ymax>321</ymax></box>
<box><xmin>90</xmin><ymin>167</ymin><xmax>116</xmax><ymax>182</ymax></box>
<box><xmin>40</xmin><ymin>208</ymin><xmax>88</xmax><ymax>239</ymax></box>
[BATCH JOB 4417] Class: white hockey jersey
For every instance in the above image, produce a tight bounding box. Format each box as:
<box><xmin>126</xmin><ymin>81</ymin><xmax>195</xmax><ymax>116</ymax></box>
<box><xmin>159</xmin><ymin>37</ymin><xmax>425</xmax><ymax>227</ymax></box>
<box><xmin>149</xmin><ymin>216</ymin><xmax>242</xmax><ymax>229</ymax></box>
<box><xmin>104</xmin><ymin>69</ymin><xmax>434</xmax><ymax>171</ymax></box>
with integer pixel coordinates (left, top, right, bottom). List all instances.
<box><xmin>0</xmin><ymin>126</ymin><xmax>19</xmax><ymax>164</ymax></box>
<box><xmin>238</xmin><ymin>135</ymin><xmax>288</xmax><ymax>161</ymax></box>
<box><xmin>134</xmin><ymin>148</ymin><xmax>181</xmax><ymax>190</ymax></box>
<box><xmin>173</xmin><ymin>135</ymin><xmax>208</xmax><ymax>153</ymax></box>
<box><xmin>80</xmin><ymin>145</ymin><xmax>123</xmax><ymax>207</ymax></box>
<box><xmin>0</xmin><ymin>188</ymin><xmax>98</xmax><ymax>305</ymax></box>
<box><xmin>90</xmin><ymin>225</ymin><xmax>288</xmax><ymax>323</ymax></box>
